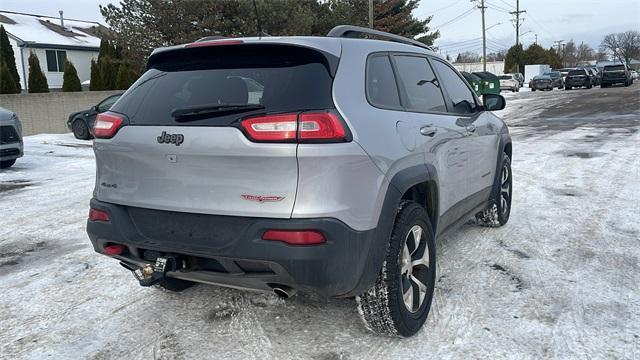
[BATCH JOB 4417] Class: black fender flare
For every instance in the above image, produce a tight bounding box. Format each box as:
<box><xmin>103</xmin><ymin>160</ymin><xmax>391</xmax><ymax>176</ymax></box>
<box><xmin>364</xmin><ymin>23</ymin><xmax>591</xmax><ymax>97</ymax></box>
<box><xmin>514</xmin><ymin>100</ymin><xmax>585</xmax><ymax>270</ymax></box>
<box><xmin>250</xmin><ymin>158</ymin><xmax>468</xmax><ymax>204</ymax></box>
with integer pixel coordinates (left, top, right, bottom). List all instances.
<box><xmin>346</xmin><ymin>164</ymin><xmax>440</xmax><ymax>296</ymax></box>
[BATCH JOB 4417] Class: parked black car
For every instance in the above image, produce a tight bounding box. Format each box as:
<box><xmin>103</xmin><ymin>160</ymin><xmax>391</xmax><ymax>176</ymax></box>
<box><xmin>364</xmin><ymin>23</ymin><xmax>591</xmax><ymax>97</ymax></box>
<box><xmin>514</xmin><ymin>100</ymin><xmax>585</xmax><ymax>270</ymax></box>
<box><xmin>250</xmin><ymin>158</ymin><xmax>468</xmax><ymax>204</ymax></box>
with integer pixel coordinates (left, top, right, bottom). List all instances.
<box><xmin>67</xmin><ymin>94</ymin><xmax>122</xmax><ymax>139</ymax></box>
<box><xmin>543</xmin><ymin>71</ymin><xmax>564</xmax><ymax>89</ymax></box>
<box><xmin>530</xmin><ymin>75</ymin><xmax>554</xmax><ymax>91</ymax></box>
<box><xmin>601</xmin><ymin>64</ymin><xmax>633</xmax><ymax>87</ymax></box>
<box><xmin>565</xmin><ymin>69</ymin><xmax>592</xmax><ymax>90</ymax></box>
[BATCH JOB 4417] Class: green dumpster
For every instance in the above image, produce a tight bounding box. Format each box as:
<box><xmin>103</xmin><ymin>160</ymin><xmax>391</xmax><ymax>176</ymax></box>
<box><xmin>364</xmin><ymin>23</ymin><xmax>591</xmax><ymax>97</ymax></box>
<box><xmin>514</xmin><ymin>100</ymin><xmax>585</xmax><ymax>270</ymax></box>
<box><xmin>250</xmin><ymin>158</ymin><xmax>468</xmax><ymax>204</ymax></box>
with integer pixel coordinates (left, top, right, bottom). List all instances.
<box><xmin>461</xmin><ymin>71</ymin><xmax>482</xmax><ymax>96</ymax></box>
<box><xmin>472</xmin><ymin>71</ymin><xmax>500</xmax><ymax>95</ymax></box>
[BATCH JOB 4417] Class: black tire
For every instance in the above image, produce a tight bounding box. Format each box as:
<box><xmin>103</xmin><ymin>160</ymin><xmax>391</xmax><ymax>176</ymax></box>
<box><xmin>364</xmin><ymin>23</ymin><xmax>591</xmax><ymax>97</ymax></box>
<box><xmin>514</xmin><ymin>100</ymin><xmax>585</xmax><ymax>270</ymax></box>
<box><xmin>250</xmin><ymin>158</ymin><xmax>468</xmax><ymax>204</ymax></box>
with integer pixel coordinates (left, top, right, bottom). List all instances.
<box><xmin>72</xmin><ymin>119</ymin><xmax>91</xmax><ymax>140</ymax></box>
<box><xmin>156</xmin><ymin>277</ymin><xmax>195</xmax><ymax>292</ymax></box>
<box><xmin>357</xmin><ymin>201</ymin><xmax>436</xmax><ymax>337</ymax></box>
<box><xmin>0</xmin><ymin>159</ymin><xmax>16</xmax><ymax>169</ymax></box>
<box><xmin>476</xmin><ymin>154</ymin><xmax>512</xmax><ymax>227</ymax></box>
<box><xmin>565</xmin><ymin>86</ymin><xmax>571</xmax><ymax>90</ymax></box>
<box><xmin>587</xmin><ymin>82</ymin><xmax>592</xmax><ymax>89</ymax></box>
<box><xmin>531</xmin><ymin>88</ymin><xmax>536</xmax><ymax>92</ymax></box>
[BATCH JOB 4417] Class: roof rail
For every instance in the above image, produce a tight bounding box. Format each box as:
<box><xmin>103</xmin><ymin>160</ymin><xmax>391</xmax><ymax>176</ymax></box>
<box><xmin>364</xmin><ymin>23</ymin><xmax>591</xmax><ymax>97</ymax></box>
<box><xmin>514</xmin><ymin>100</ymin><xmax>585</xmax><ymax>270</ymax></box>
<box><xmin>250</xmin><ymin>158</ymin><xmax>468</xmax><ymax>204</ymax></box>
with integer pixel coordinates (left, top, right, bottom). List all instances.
<box><xmin>327</xmin><ymin>25</ymin><xmax>434</xmax><ymax>51</ymax></box>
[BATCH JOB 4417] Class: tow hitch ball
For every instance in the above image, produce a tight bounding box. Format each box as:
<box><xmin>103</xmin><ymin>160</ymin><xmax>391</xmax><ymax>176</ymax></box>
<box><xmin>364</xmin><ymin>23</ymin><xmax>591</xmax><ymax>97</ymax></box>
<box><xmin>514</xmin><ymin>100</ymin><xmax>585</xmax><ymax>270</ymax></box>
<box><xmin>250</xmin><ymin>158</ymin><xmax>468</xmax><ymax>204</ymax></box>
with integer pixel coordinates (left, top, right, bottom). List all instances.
<box><xmin>121</xmin><ymin>257</ymin><xmax>177</xmax><ymax>287</ymax></box>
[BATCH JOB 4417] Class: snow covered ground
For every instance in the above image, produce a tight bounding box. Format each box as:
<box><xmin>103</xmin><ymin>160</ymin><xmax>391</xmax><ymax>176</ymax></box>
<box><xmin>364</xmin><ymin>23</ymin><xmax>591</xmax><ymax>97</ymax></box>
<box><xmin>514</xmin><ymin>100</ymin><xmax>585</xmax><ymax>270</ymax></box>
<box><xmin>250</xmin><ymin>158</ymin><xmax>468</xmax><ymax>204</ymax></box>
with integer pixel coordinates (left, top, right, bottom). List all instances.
<box><xmin>1</xmin><ymin>85</ymin><xmax>639</xmax><ymax>359</ymax></box>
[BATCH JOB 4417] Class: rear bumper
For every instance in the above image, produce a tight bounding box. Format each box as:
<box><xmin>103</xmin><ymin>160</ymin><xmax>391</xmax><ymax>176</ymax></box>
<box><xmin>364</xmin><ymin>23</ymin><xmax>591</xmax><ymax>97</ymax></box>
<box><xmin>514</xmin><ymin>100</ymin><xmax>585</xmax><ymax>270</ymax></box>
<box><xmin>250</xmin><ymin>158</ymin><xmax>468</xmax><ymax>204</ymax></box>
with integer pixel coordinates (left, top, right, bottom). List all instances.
<box><xmin>86</xmin><ymin>198</ymin><xmax>379</xmax><ymax>297</ymax></box>
<box><xmin>601</xmin><ymin>78</ymin><xmax>627</xmax><ymax>85</ymax></box>
<box><xmin>566</xmin><ymin>79</ymin><xmax>589</xmax><ymax>87</ymax></box>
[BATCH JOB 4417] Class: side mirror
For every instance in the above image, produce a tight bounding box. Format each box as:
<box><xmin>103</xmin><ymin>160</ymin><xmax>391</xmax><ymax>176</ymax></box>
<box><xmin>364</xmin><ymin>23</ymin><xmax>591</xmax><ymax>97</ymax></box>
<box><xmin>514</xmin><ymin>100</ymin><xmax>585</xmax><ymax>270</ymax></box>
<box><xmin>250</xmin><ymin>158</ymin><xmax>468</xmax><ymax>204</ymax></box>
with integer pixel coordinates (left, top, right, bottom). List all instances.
<box><xmin>91</xmin><ymin>105</ymin><xmax>98</xmax><ymax>111</ymax></box>
<box><xmin>483</xmin><ymin>94</ymin><xmax>505</xmax><ymax>111</ymax></box>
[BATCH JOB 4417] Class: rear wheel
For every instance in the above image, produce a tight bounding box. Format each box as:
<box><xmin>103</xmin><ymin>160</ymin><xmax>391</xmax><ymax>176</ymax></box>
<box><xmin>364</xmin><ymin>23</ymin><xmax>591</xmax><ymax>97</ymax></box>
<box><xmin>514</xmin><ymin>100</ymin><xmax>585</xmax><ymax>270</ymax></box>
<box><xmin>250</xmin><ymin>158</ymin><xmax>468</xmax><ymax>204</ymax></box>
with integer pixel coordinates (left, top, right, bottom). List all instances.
<box><xmin>565</xmin><ymin>86</ymin><xmax>571</xmax><ymax>90</ymax></box>
<box><xmin>0</xmin><ymin>159</ymin><xmax>16</xmax><ymax>169</ymax></box>
<box><xmin>476</xmin><ymin>154</ymin><xmax>512</xmax><ymax>227</ymax></box>
<box><xmin>357</xmin><ymin>201</ymin><xmax>436</xmax><ymax>337</ymax></box>
<box><xmin>72</xmin><ymin>119</ymin><xmax>91</xmax><ymax>140</ymax></box>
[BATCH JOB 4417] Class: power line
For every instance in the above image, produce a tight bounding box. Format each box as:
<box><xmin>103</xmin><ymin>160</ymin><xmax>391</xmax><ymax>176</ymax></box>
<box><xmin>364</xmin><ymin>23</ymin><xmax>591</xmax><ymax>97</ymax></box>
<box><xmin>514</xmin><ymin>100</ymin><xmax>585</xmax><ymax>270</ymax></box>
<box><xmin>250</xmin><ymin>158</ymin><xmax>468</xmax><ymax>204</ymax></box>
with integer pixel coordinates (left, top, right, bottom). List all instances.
<box><xmin>495</xmin><ymin>0</ymin><xmax>516</xmax><ymax>10</ymax></box>
<box><xmin>431</xmin><ymin>7</ymin><xmax>476</xmax><ymax>29</ymax></box>
<box><xmin>428</xmin><ymin>0</ymin><xmax>466</xmax><ymax>14</ymax></box>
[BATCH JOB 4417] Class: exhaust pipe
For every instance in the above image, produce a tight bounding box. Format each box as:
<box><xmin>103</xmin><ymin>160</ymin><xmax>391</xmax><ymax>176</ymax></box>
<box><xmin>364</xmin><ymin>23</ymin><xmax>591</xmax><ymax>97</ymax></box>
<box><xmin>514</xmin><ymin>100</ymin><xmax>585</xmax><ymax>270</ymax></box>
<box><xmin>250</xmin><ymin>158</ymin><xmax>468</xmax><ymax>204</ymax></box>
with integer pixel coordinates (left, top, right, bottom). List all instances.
<box><xmin>272</xmin><ymin>285</ymin><xmax>297</xmax><ymax>299</ymax></box>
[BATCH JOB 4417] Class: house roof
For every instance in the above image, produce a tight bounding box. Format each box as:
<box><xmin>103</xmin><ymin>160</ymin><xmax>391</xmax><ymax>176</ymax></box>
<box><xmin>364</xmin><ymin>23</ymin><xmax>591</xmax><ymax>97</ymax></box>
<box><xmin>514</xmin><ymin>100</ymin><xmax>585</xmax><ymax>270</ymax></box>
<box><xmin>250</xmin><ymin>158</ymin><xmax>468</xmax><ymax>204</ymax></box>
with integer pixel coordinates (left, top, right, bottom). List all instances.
<box><xmin>0</xmin><ymin>11</ymin><xmax>107</xmax><ymax>50</ymax></box>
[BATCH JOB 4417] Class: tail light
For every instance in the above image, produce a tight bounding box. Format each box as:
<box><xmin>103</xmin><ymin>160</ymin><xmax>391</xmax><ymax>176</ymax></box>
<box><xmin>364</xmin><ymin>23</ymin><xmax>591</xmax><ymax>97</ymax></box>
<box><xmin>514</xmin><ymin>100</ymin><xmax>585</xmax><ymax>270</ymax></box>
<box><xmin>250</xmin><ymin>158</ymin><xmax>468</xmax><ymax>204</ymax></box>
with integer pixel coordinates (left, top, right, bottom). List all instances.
<box><xmin>89</xmin><ymin>208</ymin><xmax>110</xmax><ymax>222</ymax></box>
<box><xmin>262</xmin><ymin>230</ymin><xmax>326</xmax><ymax>245</ymax></box>
<box><xmin>241</xmin><ymin>111</ymin><xmax>348</xmax><ymax>143</ymax></box>
<box><xmin>94</xmin><ymin>112</ymin><xmax>124</xmax><ymax>139</ymax></box>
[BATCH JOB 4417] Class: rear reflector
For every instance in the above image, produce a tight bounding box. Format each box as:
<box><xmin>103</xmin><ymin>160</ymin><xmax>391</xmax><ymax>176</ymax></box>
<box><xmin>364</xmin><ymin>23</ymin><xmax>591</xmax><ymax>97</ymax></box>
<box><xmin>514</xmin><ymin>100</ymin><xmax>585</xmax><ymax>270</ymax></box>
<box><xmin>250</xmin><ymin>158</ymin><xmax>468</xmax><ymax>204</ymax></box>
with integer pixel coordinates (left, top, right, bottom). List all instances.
<box><xmin>89</xmin><ymin>208</ymin><xmax>110</xmax><ymax>222</ymax></box>
<box><xmin>185</xmin><ymin>40</ymin><xmax>244</xmax><ymax>48</ymax></box>
<box><xmin>103</xmin><ymin>244</ymin><xmax>125</xmax><ymax>256</ymax></box>
<box><xmin>240</xmin><ymin>111</ymin><xmax>347</xmax><ymax>143</ymax></box>
<box><xmin>94</xmin><ymin>112</ymin><xmax>124</xmax><ymax>139</ymax></box>
<box><xmin>262</xmin><ymin>230</ymin><xmax>326</xmax><ymax>245</ymax></box>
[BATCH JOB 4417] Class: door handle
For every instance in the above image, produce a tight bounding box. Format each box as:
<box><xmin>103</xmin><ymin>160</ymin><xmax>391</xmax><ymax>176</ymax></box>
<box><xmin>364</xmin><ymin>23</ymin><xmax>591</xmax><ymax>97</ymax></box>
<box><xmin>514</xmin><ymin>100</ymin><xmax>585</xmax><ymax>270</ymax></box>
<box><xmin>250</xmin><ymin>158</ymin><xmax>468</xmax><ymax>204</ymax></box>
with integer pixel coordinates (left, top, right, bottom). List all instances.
<box><xmin>420</xmin><ymin>126</ymin><xmax>437</xmax><ymax>137</ymax></box>
<box><xmin>465</xmin><ymin>124</ymin><xmax>476</xmax><ymax>133</ymax></box>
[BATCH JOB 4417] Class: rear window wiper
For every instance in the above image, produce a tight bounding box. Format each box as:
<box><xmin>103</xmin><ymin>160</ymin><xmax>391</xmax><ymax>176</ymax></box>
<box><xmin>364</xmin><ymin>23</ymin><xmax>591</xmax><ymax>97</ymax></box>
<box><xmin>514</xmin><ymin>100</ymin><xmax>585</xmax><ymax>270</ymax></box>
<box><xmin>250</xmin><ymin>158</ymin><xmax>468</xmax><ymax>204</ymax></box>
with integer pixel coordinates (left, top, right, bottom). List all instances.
<box><xmin>172</xmin><ymin>104</ymin><xmax>265</xmax><ymax>122</ymax></box>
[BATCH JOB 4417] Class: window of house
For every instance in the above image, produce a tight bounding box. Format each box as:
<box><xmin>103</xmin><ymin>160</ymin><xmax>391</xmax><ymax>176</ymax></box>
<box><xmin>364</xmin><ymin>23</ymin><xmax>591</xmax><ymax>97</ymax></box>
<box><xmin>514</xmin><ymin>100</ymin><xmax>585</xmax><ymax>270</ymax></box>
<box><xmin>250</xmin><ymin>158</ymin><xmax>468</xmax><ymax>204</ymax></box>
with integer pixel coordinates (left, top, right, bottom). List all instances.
<box><xmin>45</xmin><ymin>50</ymin><xmax>67</xmax><ymax>72</ymax></box>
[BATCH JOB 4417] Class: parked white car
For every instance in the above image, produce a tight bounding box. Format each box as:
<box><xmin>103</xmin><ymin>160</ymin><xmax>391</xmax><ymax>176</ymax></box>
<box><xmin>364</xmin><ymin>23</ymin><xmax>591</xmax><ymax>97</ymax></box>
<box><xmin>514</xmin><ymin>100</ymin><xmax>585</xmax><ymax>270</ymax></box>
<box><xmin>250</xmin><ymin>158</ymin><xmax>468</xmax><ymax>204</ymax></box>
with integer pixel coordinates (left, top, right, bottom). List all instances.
<box><xmin>631</xmin><ymin>70</ymin><xmax>639</xmax><ymax>80</ymax></box>
<box><xmin>499</xmin><ymin>74</ymin><xmax>520</xmax><ymax>92</ymax></box>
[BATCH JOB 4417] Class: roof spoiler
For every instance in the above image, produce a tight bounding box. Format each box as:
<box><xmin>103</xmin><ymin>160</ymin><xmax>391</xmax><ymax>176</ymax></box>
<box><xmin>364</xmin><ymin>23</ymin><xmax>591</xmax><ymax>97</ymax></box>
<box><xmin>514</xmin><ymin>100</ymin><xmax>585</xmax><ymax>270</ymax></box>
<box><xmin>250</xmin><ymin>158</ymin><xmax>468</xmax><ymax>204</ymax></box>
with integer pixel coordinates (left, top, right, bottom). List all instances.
<box><xmin>327</xmin><ymin>25</ymin><xmax>434</xmax><ymax>52</ymax></box>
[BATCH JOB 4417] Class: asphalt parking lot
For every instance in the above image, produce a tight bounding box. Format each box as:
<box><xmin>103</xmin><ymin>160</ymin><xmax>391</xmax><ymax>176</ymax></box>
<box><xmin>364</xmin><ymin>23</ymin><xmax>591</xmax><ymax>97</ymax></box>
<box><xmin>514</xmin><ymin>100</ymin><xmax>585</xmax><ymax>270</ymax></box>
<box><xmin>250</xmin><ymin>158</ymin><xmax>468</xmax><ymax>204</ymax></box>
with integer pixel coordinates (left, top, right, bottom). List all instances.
<box><xmin>1</xmin><ymin>83</ymin><xmax>639</xmax><ymax>359</ymax></box>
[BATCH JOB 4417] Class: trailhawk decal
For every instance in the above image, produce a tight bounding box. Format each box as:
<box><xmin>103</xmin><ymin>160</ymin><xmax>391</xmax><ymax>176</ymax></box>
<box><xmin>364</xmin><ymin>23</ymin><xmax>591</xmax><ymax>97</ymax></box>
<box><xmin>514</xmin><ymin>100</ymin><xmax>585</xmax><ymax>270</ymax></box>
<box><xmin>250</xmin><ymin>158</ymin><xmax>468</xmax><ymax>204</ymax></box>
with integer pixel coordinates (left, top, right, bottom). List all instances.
<box><xmin>241</xmin><ymin>194</ymin><xmax>285</xmax><ymax>203</ymax></box>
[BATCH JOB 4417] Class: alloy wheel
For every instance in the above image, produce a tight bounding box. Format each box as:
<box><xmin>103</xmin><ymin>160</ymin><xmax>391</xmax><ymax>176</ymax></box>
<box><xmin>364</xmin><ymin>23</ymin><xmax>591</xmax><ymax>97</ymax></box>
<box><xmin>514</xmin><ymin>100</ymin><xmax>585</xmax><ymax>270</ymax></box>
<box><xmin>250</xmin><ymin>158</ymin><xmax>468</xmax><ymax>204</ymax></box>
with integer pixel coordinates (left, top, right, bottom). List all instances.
<box><xmin>400</xmin><ymin>225</ymin><xmax>431</xmax><ymax>313</ymax></box>
<box><xmin>500</xmin><ymin>163</ymin><xmax>511</xmax><ymax>215</ymax></box>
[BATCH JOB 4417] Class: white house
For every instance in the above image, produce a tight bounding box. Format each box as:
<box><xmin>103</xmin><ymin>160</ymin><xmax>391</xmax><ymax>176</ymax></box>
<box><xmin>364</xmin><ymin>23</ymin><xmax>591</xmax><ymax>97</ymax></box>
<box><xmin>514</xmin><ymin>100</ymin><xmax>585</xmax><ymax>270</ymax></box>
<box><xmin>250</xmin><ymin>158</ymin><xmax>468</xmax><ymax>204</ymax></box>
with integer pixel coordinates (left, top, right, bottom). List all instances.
<box><xmin>0</xmin><ymin>11</ymin><xmax>108</xmax><ymax>90</ymax></box>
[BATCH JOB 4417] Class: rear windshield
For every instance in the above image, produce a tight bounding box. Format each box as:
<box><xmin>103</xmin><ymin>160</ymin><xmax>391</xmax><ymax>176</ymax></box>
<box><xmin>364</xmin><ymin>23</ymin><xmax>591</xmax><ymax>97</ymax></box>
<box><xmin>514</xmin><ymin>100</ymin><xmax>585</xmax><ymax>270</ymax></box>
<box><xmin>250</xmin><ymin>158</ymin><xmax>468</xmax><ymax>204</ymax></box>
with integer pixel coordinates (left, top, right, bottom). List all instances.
<box><xmin>568</xmin><ymin>70</ymin><xmax>586</xmax><ymax>76</ymax></box>
<box><xmin>498</xmin><ymin>75</ymin><xmax>512</xmax><ymax>80</ymax></box>
<box><xmin>604</xmin><ymin>65</ymin><xmax>625</xmax><ymax>71</ymax></box>
<box><xmin>111</xmin><ymin>44</ymin><xmax>336</xmax><ymax>126</ymax></box>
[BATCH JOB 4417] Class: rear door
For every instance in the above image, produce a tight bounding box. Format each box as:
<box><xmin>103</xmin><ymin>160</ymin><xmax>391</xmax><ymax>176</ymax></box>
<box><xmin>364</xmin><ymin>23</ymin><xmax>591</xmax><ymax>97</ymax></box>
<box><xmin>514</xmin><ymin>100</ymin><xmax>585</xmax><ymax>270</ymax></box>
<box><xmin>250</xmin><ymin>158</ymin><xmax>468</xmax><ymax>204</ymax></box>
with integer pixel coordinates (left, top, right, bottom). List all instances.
<box><xmin>93</xmin><ymin>44</ymin><xmax>336</xmax><ymax>218</ymax></box>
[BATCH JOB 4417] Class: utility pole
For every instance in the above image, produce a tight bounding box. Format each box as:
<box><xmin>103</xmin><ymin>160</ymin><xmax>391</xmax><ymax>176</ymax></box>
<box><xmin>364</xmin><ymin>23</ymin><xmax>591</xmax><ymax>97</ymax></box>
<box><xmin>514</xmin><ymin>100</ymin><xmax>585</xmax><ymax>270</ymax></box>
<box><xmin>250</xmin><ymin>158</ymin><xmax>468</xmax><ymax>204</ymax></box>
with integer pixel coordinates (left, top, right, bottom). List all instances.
<box><xmin>368</xmin><ymin>0</ymin><xmax>373</xmax><ymax>29</ymax></box>
<box><xmin>475</xmin><ymin>0</ymin><xmax>487</xmax><ymax>71</ymax></box>
<box><xmin>553</xmin><ymin>40</ymin><xmax>564</xmax><ymax>54</ymax></box>
<box><xmin>535</xmin><ymin>34</ymin><xmax>538</xmax><ymax>44</ymax></box>
<box><xmin>509</xmin><ymin>0</ymin><xmax>526</xmax><ymax>46</ymax></box>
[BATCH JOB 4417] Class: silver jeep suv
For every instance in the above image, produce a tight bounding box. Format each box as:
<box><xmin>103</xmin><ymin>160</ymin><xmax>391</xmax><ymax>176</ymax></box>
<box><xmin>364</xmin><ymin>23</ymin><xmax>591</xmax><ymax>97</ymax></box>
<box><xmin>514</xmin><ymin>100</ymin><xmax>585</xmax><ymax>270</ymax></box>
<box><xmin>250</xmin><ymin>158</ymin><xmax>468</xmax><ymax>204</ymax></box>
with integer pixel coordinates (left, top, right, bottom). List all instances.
<box><xmin>87</xmin><ymin>26</ymin><xmax>512</xmax><ymax>337</ymax></box>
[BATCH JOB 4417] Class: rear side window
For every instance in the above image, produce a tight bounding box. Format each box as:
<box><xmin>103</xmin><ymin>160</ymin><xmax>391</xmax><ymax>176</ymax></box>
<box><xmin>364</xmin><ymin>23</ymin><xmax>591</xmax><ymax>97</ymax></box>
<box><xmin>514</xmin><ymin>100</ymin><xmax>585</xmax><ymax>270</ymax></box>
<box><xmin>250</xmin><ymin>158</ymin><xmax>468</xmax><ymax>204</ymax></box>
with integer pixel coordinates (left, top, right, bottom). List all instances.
<box><xmin>111</xmin><ymin>45</ymin><xmax>335</xmax><ymax>126</ymax></box>
<box><xmin>393</xmin><ymin>55</ymin><xmax>446</xmax><ymax>113</ymax></box>
<box><xmin>366</xmin><ymin>55</ymin><xmax>401</xmax><ymax>108</ymax></box>
<box><xmin>431</xmin><ymin>59</ymin><xmax>478</xmax><ymax>115</ymax></box>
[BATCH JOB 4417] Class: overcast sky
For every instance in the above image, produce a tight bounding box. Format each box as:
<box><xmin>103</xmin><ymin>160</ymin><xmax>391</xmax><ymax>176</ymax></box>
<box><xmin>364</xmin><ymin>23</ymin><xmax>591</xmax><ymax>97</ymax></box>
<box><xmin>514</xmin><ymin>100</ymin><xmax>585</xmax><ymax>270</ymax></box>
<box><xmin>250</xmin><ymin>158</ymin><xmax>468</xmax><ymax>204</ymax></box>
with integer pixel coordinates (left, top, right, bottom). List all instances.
<box><xmin>2</xmin><ymin>0</ymin><xmax>639</xmax><ymax>56</ymax></box>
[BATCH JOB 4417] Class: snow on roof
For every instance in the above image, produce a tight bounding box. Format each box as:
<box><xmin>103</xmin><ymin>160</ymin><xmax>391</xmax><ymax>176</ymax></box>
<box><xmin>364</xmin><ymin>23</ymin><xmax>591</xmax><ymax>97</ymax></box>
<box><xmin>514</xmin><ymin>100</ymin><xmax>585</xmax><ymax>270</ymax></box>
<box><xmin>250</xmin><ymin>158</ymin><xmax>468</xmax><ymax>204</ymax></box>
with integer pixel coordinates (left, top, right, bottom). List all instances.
<box><xmin>0</xmin><ymin>11</ymin><xmax>106</xmax><ymax>49</ymax></box>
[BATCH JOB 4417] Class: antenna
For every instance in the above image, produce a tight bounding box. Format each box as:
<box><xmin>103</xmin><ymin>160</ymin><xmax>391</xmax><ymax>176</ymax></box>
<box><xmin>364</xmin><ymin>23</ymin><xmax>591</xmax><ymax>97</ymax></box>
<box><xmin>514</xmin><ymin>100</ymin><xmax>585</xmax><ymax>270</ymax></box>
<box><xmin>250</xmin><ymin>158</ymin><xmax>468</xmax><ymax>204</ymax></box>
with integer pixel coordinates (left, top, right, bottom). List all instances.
<box><xmin>252</xmin><ymin>0</ymin><xmax>263</xmax><ymax>39</ymax></box>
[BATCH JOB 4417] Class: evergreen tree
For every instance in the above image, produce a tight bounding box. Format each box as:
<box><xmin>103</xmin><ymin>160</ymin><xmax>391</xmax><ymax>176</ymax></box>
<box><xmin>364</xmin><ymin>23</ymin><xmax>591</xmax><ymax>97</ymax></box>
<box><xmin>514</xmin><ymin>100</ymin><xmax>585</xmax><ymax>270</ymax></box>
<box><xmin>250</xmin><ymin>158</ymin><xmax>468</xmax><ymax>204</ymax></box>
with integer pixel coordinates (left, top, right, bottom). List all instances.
<box><xmin>504</xmin><ymin>44</ymin><xmax>525</xmax><ymax>73</ymax></box>
<box><xmin>0</xmin><ymin>63</ymin><xmax>19</xmax><ymax>94</ymax></box>
<box><xmin>115</xmin><ymin>63</ymin><xmax>138</xmax><ymax>90</ymax></box>
<box><xmin>90</xmin><ymin>59</ymin><xmax>102</xmax><ymax>90</ymax></box>
<box><xmin>0</xmin><ymin>25</ymin><xmax>21</xmax><ymax>93</ymax></box>
<box><xmin>62</xmin><ymin>59</ymin><xmax>82</xmax><ymax>92</ymax></box>
<box><xmin>99</xmin><ymin>58</ymin><xmax>116</xmax><ymax>90</ymax></box>
<box><xmin>27</xmin><ymin>52</ymin><xmax>49</xmax><ymax>93</ymax></box>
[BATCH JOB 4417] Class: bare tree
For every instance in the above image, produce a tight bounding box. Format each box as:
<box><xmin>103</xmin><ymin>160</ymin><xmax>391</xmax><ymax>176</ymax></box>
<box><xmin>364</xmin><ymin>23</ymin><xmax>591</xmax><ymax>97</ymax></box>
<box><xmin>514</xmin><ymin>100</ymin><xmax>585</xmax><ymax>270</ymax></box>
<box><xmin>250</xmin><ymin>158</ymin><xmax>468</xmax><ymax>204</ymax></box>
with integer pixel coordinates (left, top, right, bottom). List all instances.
<box><xmin>576</xmin><ymin>42</ymin><xmax>594</xmax><ymax>64</ymax></box>
<box><xmin>561</xmin><ymin>40</ymin><xmax>577</xmax><ymax>67</ymax></box>
<box><xmin>600</xmin><ymin>30</ymin><xmax>640</xmax><ymax>65</ymax></box>
<box><xmin>455</xmin><ymin>51</ymin><xmax>481</xmax><ymax>63</ymax></box>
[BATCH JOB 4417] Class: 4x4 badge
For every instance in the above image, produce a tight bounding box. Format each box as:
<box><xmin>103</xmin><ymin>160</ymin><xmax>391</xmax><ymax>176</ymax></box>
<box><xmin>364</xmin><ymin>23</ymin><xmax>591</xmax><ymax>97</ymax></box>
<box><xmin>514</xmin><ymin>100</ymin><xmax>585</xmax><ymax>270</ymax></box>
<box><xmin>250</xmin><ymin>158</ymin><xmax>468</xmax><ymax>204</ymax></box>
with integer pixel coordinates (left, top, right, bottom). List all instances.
<box><xmin>241</xmin><ymin>194</ymin><xmax>285</xmax><ymax>203</ymax></box>
<box><xmin>157</xmin><ymin>131</ymin><xmax>184</xmax><ymax>146</ymax></box>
